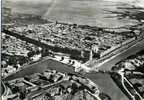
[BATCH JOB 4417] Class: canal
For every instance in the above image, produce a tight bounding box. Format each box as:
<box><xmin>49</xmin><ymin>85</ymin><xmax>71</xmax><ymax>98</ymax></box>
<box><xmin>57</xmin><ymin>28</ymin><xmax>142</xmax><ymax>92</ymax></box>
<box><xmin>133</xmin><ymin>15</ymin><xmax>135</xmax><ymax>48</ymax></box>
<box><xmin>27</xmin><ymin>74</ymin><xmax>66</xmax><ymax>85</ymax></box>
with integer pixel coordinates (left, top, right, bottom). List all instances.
<box><xmin>4</xmin><ymin>58</ymin><xmax>129</xmax><ymax>100</ymax></box>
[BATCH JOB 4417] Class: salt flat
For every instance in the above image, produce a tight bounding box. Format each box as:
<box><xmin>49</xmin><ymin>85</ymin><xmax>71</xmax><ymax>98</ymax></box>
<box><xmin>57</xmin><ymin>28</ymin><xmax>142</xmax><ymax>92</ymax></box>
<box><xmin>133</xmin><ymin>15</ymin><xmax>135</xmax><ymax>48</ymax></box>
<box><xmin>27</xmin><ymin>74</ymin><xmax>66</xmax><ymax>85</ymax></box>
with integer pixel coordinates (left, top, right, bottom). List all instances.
<box><xmin>43</xmin><ymin>0</ymin><xmax>138</xmax><ymax>28</ymax></box>
<box><xmin>6</xmin><ymin>0</ymin><xmax>140</xmax><ymax>28</ymax></box>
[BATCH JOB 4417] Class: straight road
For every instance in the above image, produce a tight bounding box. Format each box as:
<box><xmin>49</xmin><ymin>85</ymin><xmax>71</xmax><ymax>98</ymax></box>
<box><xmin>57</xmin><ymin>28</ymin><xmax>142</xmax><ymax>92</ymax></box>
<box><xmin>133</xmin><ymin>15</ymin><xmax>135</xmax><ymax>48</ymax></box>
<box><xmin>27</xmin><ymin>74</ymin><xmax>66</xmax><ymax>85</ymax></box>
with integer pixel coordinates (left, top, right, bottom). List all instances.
<box><xmin>3</xmin><ymin>33</ymin><xmax>144</xmax><ymax>100</ymax></box>
<box><xmin>96</xmin><ymin>38</ymin><xmax>144</xmax><ymax>71</ymax></box>
<box><xmin>4</xmin><ymin>58</ymin><xmax>129</xmax><ymax>100</ymax></box>
<box><xmin>4</xmin><ymin>39</ymin><xmax>144</xmax><ymax>100</ymax></box>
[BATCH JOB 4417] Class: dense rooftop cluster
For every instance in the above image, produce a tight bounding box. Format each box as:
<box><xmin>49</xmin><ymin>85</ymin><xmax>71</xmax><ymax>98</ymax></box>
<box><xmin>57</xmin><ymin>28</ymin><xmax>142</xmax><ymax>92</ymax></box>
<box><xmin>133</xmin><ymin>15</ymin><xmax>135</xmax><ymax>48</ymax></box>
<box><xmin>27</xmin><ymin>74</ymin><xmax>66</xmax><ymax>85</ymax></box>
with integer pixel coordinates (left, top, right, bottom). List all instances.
<box><xmin>1</xmin><ymin>33</ymin><xmax>44</xmax><ymax>78</ymax></box>
<box><xmin>4</xmin><ymin>69</ymin><xmax>110</xmax><ymax>100</ymax></box>
<box><xmin>10</xmin><ymin>22</ymin><xmax>131</xmax><ymax>53</ymax></box>
<box><xmin>2</xmin><ymin>33</ymin><xmax>39</xmax><ymax>57</ymax></box>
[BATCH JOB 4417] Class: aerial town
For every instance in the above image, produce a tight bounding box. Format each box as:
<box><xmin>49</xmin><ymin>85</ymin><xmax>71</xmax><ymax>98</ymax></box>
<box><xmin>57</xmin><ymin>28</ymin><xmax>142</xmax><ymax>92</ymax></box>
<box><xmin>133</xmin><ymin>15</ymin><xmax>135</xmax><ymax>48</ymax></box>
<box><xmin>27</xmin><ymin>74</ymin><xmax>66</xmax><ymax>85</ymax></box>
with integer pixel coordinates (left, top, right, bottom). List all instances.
<box><xmin>1</xmin><ymin>0</ymin><xmax>144</xmax><ymax>100</ymax></box>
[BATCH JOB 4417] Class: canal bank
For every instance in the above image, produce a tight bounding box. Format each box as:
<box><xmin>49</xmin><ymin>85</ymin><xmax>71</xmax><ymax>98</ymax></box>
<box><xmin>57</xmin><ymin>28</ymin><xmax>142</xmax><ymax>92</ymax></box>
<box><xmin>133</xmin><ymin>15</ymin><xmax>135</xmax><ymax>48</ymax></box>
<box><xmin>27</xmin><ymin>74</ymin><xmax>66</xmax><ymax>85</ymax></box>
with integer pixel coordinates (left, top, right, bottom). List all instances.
<box><xmin>96</xmin><ymin>38</ymin><xmax>144</xmax><ymax>71</ymax></box>
<box><xmin>85</xmin><ymin>72</ymin><xmax>129</xmax><ymax>100</ymax></box>
<box><xmin>4</xmin><ymin>58</ymin><xmax>129</xmax><ymax>100</ymax></box>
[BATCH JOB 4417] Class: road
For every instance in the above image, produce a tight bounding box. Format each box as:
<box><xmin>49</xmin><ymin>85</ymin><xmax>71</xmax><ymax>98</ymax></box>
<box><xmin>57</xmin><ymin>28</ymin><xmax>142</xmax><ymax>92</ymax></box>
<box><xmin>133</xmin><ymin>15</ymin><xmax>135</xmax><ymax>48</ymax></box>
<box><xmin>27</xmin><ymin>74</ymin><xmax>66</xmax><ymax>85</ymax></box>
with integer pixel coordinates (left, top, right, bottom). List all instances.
<box><xmin>3</xmin><ymin>35</ymin><xmax>144</xmax><ymax>100</ymax></box>
<box><xmin>1</xmin><ymin>82</ymin><xmax>5</xmax><ymax>95</ymax></box>
<box><xmin>96</xmin><ymin>38</ymin><xmax>144</xmax><ymax>71</ymax></box>
<box><xmin>117</xmin><ymin>69</ymin><xmax>143</xmax><ymax>100</ymax></box>
<box><xmin>4</xmin><ymin>57</ymin><xmax>129</xmax><ymax>100</ymax></box>
<box><xmin>3</xmin><ymin>32</ymin><xmax>144</xmax><ymax>100</ymax></box>
<box><xmin>3</xmin><ymin>38</ymin><xmax>144</xmax><ymax>100</ymax></box>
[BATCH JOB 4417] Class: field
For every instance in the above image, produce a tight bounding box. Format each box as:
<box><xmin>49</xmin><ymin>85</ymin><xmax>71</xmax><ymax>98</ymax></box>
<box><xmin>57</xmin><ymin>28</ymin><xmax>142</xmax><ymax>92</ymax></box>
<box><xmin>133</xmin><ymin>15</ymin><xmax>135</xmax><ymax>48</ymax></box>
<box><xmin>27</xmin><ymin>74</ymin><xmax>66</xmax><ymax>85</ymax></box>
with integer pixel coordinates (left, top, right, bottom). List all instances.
<box><xmin>5</xmin><ymin>59</ymin><xmax>129</xmax><ymax>100</ymax></box>
<box><xmin>5</xmin><ymin>0</ymin><xmax>138</xmax><ymax>28</ymax></box>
